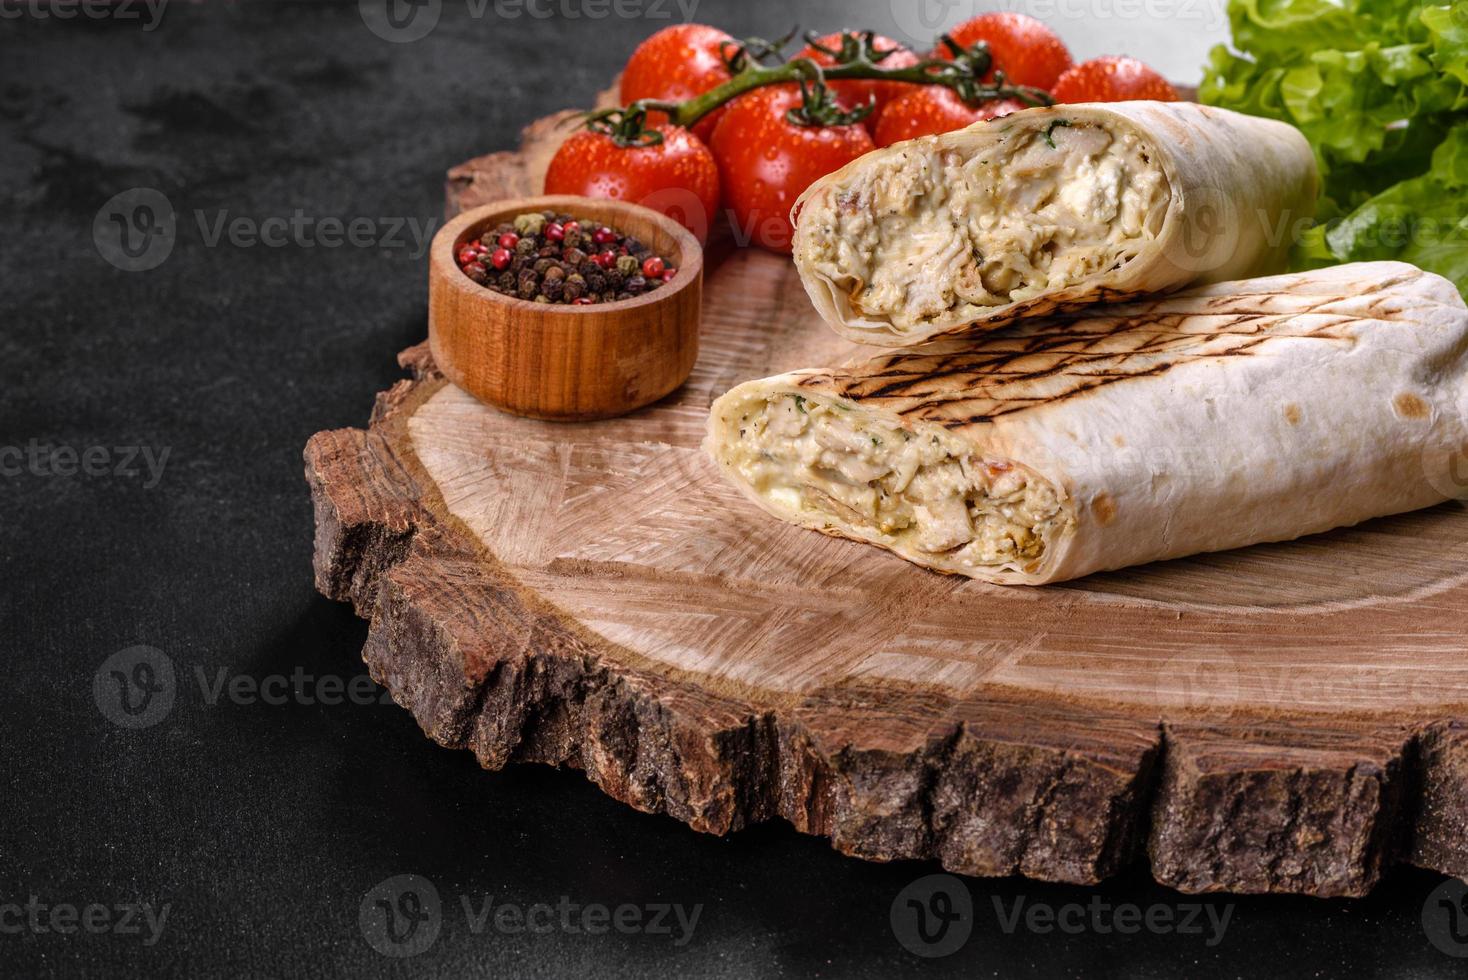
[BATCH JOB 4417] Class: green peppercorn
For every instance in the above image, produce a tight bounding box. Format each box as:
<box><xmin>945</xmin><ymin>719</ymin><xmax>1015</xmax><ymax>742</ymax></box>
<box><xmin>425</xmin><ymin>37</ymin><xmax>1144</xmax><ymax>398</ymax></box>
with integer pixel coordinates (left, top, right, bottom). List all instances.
<box><xmin>514</xmin><ymin>213</ymin><xmax>546</xmax><ymax>236</ymax></box>
<box><xmin>615</xmin><ymin>255</ymin><xmax>639</xmax><ymax>276</ymax></box>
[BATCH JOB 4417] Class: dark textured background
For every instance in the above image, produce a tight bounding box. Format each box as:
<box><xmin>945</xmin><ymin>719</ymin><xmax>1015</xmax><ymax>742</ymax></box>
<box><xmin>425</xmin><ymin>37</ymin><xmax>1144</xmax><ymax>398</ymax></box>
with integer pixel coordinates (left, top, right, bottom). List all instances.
<box><xmin>1</xmin><ymin>1</ymin><xmax>1462</xmax><ymax>977</ymax></box>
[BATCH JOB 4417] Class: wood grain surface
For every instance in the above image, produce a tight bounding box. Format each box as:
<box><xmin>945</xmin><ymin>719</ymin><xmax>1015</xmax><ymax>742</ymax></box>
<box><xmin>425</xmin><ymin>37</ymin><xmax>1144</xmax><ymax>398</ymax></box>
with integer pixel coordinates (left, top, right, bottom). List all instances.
<box><xmin>308</xmin><ymin>103</ymin><xmax>1468</xmax><ymax>898</ymax></box>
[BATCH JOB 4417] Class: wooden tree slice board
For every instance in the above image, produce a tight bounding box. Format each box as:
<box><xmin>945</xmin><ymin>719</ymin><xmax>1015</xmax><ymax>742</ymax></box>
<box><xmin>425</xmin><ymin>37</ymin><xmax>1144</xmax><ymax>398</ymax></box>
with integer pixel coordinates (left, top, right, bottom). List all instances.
<box><xmin>308</xmin><ymin>105</ymin><xmax>1468</xmax><ymax>899</ymax></box>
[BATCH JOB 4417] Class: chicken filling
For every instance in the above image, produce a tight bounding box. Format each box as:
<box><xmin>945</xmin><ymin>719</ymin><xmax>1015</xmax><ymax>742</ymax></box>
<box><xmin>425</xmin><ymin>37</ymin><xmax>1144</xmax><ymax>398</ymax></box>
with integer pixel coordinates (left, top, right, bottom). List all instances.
<box><xmin>724</xmin><ymin>394</ymin><xmax>1071</xmax><ymax>570</ymax></box>
<box><xmin>800</xmin><ymin>120</ymin><xmax>1170</xmax><ymax>331</ymax></box>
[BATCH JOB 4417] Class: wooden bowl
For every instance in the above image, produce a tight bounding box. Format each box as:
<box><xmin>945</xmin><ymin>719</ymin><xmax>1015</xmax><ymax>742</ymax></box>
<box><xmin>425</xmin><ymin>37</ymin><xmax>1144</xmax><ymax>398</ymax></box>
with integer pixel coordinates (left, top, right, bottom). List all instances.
<box><xmin>428</xmin><ymin>195</ymin><xmax>702</xmax><ymax>421</ymax></box>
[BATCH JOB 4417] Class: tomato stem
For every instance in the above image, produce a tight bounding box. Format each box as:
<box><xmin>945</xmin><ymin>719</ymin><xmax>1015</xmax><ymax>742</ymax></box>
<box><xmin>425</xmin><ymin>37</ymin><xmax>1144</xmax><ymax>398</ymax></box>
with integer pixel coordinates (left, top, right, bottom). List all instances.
<box><xmin>585</xmin><ymin>31</ymin><xmax>1054</xmax><ymax>141</ymax></box>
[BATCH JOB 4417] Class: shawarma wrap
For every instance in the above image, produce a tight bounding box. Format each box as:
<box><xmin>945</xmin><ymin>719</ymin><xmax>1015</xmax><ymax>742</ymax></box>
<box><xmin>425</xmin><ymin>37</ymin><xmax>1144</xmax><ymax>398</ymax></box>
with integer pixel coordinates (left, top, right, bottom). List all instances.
<box><xmin>705</xmin><ymin>263</ymin><xmax>1468</xmax><ymax>585</ymax></box>
<box><xmin>791</xmin><ymin>101</ymin><xmax>1319</xmax><ymax>347</ymax></box>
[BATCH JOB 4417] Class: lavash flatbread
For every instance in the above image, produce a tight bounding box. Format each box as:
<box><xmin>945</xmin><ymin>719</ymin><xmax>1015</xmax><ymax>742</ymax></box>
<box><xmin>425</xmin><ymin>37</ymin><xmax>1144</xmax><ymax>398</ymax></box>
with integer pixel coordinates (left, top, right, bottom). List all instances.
<box><xmin>705</xmin><ymin>263</ymin><xmax>1468</xmax><ymax>585</ymax></box>
<box><xmin>791</xmin><ymin>101</ymin><xmax>1319</xmax><ymax>347</ymax></box>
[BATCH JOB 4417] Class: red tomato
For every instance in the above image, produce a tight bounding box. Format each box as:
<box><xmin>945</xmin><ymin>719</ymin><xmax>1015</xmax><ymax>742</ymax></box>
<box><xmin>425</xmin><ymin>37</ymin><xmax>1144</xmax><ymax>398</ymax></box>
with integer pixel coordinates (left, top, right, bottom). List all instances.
<box><xmin>873</xmin><ymin>88</ymin><xmax>1026</xmax><ymax>147</ymax></box>
<box><xmin>544</xmin><ymin>125</ymin><xmax>721</xmax><ymax>241</ymax></box>
<box><xmin>936</xmin><ymin>12</ymin><xmax>1073</xmax><ymax>90</ymax></box>
<box><xmin>709</xmin><ymin>85</ymin><xmax>875</xmax><ymax>253</ymax></box>
<box><xmin>620</xmin><ymin>24</ymin><xmax>735</xmax><ymax>143</ymax></box>
<box><xmin>1051</xmin><ymin>56</ymin><xmax>1179</xmax><ymax>103</ymax></box>
<box><xmin>795</xmin><ymin>32</ymin><xmax>921</xmax><ymax>134</ymax></box>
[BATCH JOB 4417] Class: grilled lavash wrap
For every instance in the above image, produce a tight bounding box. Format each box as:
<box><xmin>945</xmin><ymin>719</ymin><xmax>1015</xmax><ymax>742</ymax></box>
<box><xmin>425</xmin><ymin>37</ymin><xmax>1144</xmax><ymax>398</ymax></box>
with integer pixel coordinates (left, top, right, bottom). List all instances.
<box><xmin>706</xmin><ymin>263</ymin><xmax>1468</xmax><ymax>585</ymax></box>
<box><xmin>791</xmin><ymin>101</ymin><xmax>1319</xmax><ymax>347</ymax></box>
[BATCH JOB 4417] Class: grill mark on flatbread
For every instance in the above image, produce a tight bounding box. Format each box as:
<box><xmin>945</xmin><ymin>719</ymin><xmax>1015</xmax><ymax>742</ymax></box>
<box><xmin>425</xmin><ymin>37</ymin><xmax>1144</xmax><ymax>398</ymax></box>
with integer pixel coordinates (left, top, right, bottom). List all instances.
<box><xmin>895</xmin><ymin>267</ymin><xmax>1427</xmax><ymax>344</ymax></box>
<box><xmin>791</xmin><ymin>271</ymin><xmax>1445</xmax><ymax>422</ymax></box>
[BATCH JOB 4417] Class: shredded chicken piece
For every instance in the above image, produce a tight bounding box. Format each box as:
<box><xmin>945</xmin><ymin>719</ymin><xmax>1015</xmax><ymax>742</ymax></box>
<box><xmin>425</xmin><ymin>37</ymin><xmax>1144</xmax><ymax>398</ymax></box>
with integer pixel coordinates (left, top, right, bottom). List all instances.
<box><xmin>799</xmin><ymin>120</ymin><xmax>1170</xmax><ymax>330</ymax></box>
<box><xmin>724</xmin><ymin>394</ymin><xmax>1072</xmax><ymax>570</ymax></box>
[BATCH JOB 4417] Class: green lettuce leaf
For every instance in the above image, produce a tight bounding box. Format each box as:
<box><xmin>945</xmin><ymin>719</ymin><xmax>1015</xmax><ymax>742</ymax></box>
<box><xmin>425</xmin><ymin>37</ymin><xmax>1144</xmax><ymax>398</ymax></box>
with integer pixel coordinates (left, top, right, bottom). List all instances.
<box><xmin>1323</xmin><ymin>123</ymin><xmax>1468</xmax><ymax>289</ymax></box>
<box><xmin>1201</xmin><ymin>0</ymin><xmax>1468</xmax><ymax>294</ymax></box>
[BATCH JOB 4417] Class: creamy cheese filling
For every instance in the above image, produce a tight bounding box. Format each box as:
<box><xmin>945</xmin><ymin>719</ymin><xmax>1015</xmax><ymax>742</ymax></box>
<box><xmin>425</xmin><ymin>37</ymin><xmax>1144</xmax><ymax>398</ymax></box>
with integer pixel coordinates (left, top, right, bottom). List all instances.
<box><xmin>801</xmin><ymin>120</ymin><xmax>1170</xmax><ymax>331</ymax></box>
<box><xmin>722</xmin><ymin>393</ymin><xmax>1072</xmax><ymax>571</ymax></box>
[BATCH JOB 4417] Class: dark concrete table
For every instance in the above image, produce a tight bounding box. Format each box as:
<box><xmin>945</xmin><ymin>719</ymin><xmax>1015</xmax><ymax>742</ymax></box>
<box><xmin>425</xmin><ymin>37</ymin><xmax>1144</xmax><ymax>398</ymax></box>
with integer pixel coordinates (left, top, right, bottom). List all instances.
<box><xmin>2</xmin><ymin>1</ymin><xmax>1461</xmax><ymax>976</ymax></box>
